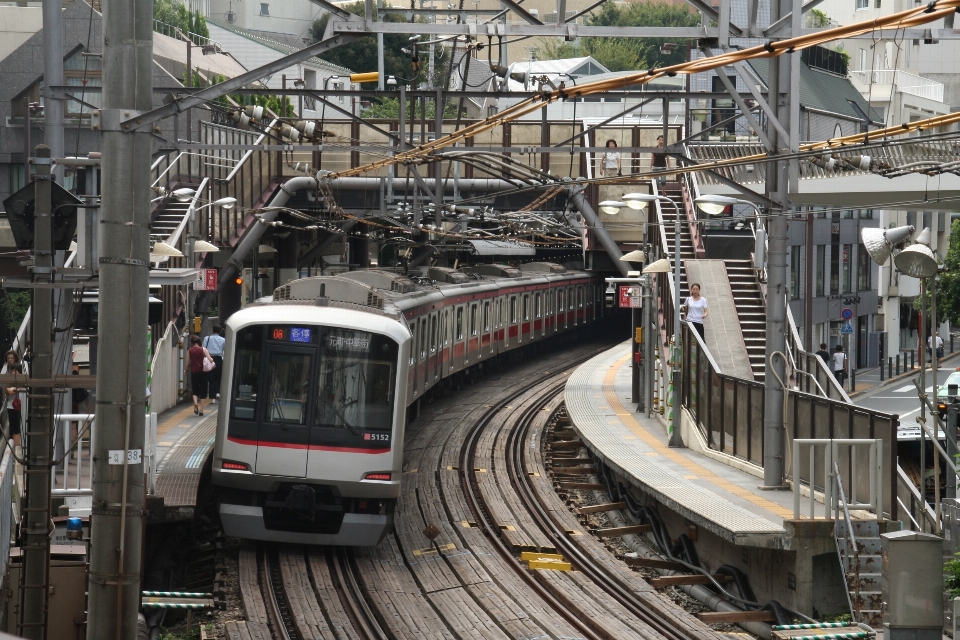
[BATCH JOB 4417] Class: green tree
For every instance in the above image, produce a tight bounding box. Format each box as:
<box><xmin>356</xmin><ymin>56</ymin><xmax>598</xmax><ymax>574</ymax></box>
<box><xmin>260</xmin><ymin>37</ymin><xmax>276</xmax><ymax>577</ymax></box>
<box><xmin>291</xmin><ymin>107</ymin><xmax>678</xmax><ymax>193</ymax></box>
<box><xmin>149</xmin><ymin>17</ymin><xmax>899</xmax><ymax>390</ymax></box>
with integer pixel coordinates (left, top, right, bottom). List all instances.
<box><xmin>539</xmin><ymin>2</ymin><xmax>700</xmax><ymax>72</ymax></box>
<box><xmin>361</xmin><ymin>97</ymin><xmax>460</xmax><ymax>120</ymax></box>
<box><xmin>0</xmin><ymin>291</ymin><xmax>30</xmax><ymax>332</ymax></box>
<box><xmin>936</xmin><ymin>219</ymin><xmax>960</xmax><ymax>325</ymax></box>
<box><xmin>154</xmin><ymin>0</ymin><xmax>209</xmax><ymax>43</ymax></box>
<box><xmin>310</xmin><ymin>2</ymin><xmax>447</xmax><ymax>89</ymax></box>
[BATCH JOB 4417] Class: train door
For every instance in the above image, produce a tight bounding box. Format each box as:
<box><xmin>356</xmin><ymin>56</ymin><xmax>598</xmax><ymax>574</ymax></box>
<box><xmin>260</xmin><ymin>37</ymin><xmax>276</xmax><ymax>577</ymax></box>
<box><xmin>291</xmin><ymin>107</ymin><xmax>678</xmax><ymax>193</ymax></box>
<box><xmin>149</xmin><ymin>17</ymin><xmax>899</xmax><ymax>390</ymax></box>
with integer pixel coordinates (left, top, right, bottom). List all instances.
<box><xmin>454</xmin><ymin>305</ymin><xmax>465</xmax><ymax>371</ymax></box>
<box><xmin>441</xmin><ymin>309</ymin><xmax>451</xmax><ymax>377</ymax></box>
<box><xmin>521</xmin><ymin>294</ymin><xmax>529</xmax><ymax>343</ymax></box>
<box><xmin>508</xmin><ymin>296</ymin><xmax>518</xmax><ymax>349</ymax></box>
<box><xmin>255</xmin><ymin>342</ymin><xmax>314</xmax><ymax>477</ymax></box>
<box><xmin>557</xmin><ymin>288</ymin><xmax>565</xmax><ymax>331</ymax></box>
<box><xmin>483</xmin><ymin>300</ymin><xmax>493</xmax><ymax>356</ymax></box>
<box><xmin>430</xmin><ymin>312</ymin><xmax>440</xmax><ymax>383</ymax></box>
<box><xmin>534</xmin><ymin>292</ymin><xmax>542</xmax><ymax>339</ymax></box>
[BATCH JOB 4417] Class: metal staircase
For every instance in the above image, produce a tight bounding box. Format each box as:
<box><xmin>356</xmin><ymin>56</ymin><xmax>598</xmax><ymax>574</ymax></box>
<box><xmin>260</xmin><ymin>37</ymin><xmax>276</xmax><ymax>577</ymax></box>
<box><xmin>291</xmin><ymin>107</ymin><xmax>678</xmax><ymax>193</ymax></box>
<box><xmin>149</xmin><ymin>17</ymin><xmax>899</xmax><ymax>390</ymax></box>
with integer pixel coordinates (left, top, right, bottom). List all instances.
<box><xmin>836</xmin><ymin>517</ymin><xmax>883</xmax><ymax>628</ymax></box>
<box><xmin>724</xmin><ymin>260</ymin><xmax>766</xmax><ymax>380</ymax></box>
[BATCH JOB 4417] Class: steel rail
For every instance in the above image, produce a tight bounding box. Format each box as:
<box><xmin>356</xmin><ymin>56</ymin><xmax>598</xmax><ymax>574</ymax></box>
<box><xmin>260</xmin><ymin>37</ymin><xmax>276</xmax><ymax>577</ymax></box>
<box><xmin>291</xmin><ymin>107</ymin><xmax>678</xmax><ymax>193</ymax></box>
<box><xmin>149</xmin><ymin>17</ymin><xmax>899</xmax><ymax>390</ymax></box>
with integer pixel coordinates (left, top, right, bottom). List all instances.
<box><xmin>331</xmin><ymin>548</ymin><xmax>389</xmax><ymax>640</ymax></box>
<box><xmin>260</xmin><ymin>544</ymin><xmax>297</xmax><ymax>640</ymax></box>
<box><xmin>459</xmin><ymin>355</ymin><xmax>609</xmax><ymax>640</ymax></box>
<box><xmin>508</xmin><ymin>388</ymin><xmax>701</xmax><ymax>640</ymax></box>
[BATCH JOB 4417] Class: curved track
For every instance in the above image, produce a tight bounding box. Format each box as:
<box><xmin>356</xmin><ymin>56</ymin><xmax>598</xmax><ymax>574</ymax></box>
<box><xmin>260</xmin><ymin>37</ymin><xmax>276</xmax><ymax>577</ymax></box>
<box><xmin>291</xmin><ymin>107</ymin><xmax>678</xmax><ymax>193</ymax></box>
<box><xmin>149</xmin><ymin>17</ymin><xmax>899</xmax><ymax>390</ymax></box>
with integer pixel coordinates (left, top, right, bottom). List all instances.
<box><xmin>233</xmin><ymin>339</ymin><xmax>725</xmax><ymax>640</ymax></box>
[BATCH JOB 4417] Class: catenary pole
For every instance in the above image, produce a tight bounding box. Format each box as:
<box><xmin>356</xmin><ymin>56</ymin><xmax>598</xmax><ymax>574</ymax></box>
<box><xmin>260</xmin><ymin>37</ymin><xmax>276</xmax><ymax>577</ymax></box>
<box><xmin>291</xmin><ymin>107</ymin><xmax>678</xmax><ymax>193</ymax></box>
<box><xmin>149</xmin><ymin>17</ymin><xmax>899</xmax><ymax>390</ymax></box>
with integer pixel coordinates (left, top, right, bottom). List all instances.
<box><xmin>42</xmin><ymin>1</ymin><xmax>64</xmax><ymax>183</ymax></box>
<box><xmin>19</xmin><ymin>145</ymin><xmax>55</xmax><ymax>640</ymax></box>
<box><xmin>86</xmin><ymin>0</ymin><xmax>153</xmax><ymax>636</ymax></box>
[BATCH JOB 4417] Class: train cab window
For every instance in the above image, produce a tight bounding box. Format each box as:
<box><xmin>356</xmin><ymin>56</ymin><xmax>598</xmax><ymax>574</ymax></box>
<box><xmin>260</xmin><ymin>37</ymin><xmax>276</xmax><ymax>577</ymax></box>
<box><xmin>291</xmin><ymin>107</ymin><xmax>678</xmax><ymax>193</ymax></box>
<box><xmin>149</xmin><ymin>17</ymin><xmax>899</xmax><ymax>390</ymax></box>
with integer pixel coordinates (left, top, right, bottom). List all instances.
<box><xmin>265</xmin><ymin>351</ymin><xmax>312</xmax><ymax>425</ymax></box>
<box><xmin>316</xmin><ymin>329</ymin><xmax>398</xmax><ymax>431</ymax></box>
<box><xmin>535</xmin><ymin>293</ymin><xmax>542</xmax><ymax>318</ymax></box>
<box><xmin>456</xmin><ymin>307</ymin><xmax>464</xmax><ymax>340</ymax></box>
<box><xmin>470</xmin><ymin>304</ymin><xmax>478</xmax><ymax>336</ymax></box>
<box><xmin>483</xmin><ymin>302</ymin><xmax>490</xmax><ymax>332</ymax></box>
<box><xmin>231</xmin><ymin>326</ymin><xmax>263</xmax><ymax>421</ymax></box>
<box><xmin>430</xmin><ymin>315</ymin><xmax>438</xmax><ymax>353</ymax></box>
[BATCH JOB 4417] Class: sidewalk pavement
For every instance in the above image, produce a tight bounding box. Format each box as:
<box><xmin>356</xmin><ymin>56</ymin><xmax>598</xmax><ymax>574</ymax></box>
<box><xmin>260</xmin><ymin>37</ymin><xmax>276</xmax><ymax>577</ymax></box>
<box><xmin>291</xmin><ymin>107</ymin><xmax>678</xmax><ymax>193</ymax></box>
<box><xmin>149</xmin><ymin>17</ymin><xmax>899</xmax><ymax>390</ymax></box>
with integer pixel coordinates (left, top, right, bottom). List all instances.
<box><xmin>847</xmin><ymin>350</ymin><xmax>960</xmax><ymax>398</ymax></box>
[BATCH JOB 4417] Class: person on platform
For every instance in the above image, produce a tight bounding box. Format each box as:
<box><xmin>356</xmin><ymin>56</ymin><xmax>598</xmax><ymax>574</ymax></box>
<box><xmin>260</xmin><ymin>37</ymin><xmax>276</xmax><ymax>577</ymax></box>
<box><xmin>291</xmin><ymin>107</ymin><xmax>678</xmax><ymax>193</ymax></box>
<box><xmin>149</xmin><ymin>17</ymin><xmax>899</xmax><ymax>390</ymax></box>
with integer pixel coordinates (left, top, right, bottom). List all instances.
<box><xmin>3</xmin><ymin>352</ymin><xmax>24</xmax><ymax>448</ymax></box>
<box><xmin>832</xmin><ymin>344</ymin><xmax>847</xmax><ymax>387</ymax></box>
<box><xmin>651</xmin><ymin>135</ymin><xmax>669</xmax><ymax>184</ymax></box>
<box><xmin>684</xmin><ymin>283</ymin><xmax>708</xmax><ymax>340</ymax></box>
<box><xmin>203</xmin><ymin>325</ymin><xmax>226</xmax><ymax>403</ymax></box>
<box><xmin>187</xmin><ymin>335</ymin><xmax>212</xmax><ymax>416</ymax></box>
<box><xmin>601</xmin><ymin>139</ymin><xmax>621</xmax><ymax>177</ymax></box>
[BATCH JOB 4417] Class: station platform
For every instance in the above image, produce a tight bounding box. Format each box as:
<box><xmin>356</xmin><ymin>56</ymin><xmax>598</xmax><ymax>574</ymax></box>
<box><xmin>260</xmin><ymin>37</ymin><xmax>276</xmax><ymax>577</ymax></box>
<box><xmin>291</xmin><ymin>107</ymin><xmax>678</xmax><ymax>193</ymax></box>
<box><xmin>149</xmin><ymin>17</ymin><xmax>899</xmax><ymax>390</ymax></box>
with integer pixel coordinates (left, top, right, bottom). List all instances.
<box><xmin>565</xmin><ymin>343</ymin><xmax>793</xmax><ymax>547</ymax></box>
<box><xmin>148</xmin><ymin>403</ymin><xmax>217</xmax><ymax>522</ymax></box>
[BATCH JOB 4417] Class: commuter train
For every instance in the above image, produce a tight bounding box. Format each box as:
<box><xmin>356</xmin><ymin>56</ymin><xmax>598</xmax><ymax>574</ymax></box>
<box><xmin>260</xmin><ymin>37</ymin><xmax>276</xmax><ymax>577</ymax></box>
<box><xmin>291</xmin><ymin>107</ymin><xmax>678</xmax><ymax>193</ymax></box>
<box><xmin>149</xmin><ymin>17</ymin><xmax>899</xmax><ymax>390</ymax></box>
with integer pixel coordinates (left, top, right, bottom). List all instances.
<box><xmin>212</xmin><ymin>263</ymin><xmax>603</xmax><ymax>545</ymax></box>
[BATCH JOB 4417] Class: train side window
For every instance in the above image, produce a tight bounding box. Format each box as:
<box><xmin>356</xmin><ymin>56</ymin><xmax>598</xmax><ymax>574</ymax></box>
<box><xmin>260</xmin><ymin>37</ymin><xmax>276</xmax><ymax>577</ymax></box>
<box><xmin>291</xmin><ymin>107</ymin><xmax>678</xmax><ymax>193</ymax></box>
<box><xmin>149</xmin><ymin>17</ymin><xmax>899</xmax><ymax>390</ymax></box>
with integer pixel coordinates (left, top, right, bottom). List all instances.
<box><xmin>470</xmin><ymin>304</ymin><xmax>478</xmax><ymax>336</ymax></box>
<box><xmin>430</xmin><ymin>314</ymin><xmax>438</xmax><ymax>353</ymax></box>
<box><xmin>558</xmin><ymin>289</ymin><xmax>564</xmax><ymax>313</ymax></box>
<box><xmin>522</xmin><ymin>295</ymin><xmax>529</xmax><ymax>321</ymax></box>
<box><xmin>456</xmin><ymin>307</ymin><xmax>464</xmax><ymax>340</ymax></box>
<box><xmin>535</xmin><ymin>293</ymin><xmax>542</xmax><ymax>318</ymax></box>
<box><xmin>510</xmin><ymin>297</ymin><xmax>517</xmax><ymax>324</ymax></box>
<box><xmin>483</xmin><ymin>301</ymin><xmax>490</xmax><ymax>331</ymax></box>
<box><xmin>578</xmin><ymin>286</ymin><xmax>584</xmax><ymax>308</ymax></box>
<box><xmin>442</xmin><ymin>311</ymin><xmax>449</xmax><ymax>346</ymax></box>
<box><xmin>569</xmin><ymin>287</ymin><xmax>574</xmax><ymax>310</ymax></box>
<box><xmin>265</xmin><ymin>351</ymin><xmax>312</xmax><ymax>425</ymax></box>
<box><xmin>231</xmin><ymin>326</ymin><xmax>263</xmax><ymax>421</ymax></box>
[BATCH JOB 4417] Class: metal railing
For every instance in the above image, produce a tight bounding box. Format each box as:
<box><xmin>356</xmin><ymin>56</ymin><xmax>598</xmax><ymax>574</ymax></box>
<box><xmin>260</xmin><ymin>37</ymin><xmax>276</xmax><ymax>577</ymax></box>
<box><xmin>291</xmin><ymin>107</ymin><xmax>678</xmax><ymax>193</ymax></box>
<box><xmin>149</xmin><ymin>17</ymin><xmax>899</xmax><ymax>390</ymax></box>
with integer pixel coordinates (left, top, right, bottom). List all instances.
<box><xmin>849</xmin><ymin>69</ymin><xmax>945</xmax><ymax>102</ymax></box>
<box><xmin>152</xmin><ymin>19</ymin><xmax>223</xmax><ymax>49</ymax></box>
<box><xmin>681</xmin><ymin>322</ymin><xmax>899</xmax><ymax>520</ymax></box>
<box><xmin>52</xmin><ymin>412</ymin><xmax>157</xmax><ymax>497</ymax></box>
<box><xmin>791</xmin><ymin>439</ymin><xmax>883</xmax><ymax>520</ymax></box>
<box><xmin>833</xmin><ymin>460</ymin><xmax>861</xmax><ymax>622</ymax></box>
<box><xmin>896</xmin><ymin>464</ymin><xmax>938</xmax><ymax>533</ymax></box>
<box><xmin>149</xmin><ymin>322</ymin><xmax>183</xmax><ymax>417</ymax></box>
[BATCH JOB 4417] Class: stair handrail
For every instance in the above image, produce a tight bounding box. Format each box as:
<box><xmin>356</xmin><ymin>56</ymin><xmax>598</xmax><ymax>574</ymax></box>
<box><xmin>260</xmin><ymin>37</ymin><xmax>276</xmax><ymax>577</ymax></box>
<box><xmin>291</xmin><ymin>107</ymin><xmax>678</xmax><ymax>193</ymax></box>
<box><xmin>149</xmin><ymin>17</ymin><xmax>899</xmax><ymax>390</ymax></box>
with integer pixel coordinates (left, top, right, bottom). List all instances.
<box><xmin>896</xmin><ymin>463</ymin><xmax>938</xmax><ymax>531</ymax></box>
<box><xmin>833</xmin><ymin>460</ymin><xmax>861</xmax><ymax>623</ymax></box>
<box><xmin>164</xmin><ymin>177</ymin><xmax>210</xmax><ymax>251</ymax></box>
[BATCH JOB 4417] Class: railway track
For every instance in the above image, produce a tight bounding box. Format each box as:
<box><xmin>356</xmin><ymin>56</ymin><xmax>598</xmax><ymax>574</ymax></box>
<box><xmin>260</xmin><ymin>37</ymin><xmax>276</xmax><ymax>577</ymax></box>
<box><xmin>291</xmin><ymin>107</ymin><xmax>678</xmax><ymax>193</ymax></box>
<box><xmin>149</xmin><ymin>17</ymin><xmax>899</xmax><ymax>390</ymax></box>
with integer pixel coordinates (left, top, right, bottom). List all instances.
<box><xmin>227</xmin><ymin>339</ymin><xmax>723</xmax><ymax>640</ymax></box>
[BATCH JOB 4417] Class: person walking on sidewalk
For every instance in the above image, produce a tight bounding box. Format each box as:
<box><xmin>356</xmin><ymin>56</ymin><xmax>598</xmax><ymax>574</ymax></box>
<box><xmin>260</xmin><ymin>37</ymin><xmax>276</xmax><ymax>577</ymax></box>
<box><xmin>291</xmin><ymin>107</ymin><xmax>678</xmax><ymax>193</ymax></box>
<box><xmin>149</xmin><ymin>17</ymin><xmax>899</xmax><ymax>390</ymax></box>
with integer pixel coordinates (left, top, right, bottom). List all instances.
<box><xmin>816</xmin><ymin>343</ymin><xmax>831</xmax><ymax>367</ymax></box>
<box><xmin>203</xmin><ymin>325</ymin><xmax>226</xmax><ymax>403</ymax></box>
<box><xmin>187</xmin><ymin>335</ymin><xmax>212</xmax><ymax>416</ymax></box>
<box><xmin>928</xmin><ymin>334</ymin><xmax>944</xmax><ymax>360</ymax></box>
<box><xmin>684</xmin><ymin>283</ymin><xmax>708</xmax><ymax>340</ymax></box>
<box><xmin>832</xmin><ymin>345</ymin><xmax>847</xmax><ymax>387</ymax></box>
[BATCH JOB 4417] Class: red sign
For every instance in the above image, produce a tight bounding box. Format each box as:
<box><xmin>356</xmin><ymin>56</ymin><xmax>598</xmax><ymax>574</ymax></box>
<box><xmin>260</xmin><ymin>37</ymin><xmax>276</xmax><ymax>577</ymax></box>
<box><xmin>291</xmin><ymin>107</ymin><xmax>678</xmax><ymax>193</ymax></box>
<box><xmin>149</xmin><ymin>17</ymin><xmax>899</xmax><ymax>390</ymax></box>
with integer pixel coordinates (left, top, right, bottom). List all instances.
<box><xmin>195</xmin><ymin>268</ymin><xmax>218</xmax><ymax>291</ymax></box>
<box><xmin>619</xmin><ymin>285</ymin><xmax>641</xmax><ymax>308</ymax></box>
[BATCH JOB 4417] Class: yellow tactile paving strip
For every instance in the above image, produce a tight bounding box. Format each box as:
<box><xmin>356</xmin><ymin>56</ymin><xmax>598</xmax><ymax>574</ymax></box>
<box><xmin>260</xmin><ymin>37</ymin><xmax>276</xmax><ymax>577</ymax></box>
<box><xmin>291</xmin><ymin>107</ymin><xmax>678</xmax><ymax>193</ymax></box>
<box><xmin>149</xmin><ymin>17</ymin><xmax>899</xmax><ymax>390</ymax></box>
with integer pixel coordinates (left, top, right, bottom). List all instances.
<box><xmin>603</xmin><ymin>354</ymin><xmax>796</xmax><ymax>521</ymax></box>
<box><xmin>157</xmin><ymin>404</ymin><xmax>201</xmax><ymax>439</ymax></box>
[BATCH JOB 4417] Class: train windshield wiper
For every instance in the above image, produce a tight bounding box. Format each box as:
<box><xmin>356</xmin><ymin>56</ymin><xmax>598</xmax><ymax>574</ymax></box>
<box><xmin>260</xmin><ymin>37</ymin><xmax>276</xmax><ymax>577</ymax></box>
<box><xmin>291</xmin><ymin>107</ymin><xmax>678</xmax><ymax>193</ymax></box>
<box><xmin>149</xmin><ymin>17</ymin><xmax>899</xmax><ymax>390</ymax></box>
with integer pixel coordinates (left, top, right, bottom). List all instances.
<box><xmin>320</xmin><ymin>401</ymin><xmax>363</xmax><ymax>437</ymax></box>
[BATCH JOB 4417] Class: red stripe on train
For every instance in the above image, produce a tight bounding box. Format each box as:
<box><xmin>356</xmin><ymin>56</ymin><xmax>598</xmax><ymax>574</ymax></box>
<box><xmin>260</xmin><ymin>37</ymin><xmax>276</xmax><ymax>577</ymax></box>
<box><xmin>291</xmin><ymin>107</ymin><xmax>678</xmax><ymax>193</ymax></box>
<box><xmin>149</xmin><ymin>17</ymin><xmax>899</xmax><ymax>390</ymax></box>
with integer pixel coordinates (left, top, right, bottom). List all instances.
<box><xmin>227</xmin><ymin>436</ymin><xmax>390</xmax><ymax>454</ymax></box>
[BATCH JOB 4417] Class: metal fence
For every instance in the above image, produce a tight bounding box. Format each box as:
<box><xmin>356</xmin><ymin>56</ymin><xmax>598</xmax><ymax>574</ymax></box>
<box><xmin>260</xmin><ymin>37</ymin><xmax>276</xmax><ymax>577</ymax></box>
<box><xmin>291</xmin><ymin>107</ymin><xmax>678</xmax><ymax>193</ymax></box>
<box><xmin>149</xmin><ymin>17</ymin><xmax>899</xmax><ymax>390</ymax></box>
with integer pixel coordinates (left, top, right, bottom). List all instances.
<box><xmin>149</xmin><ymin>323</ymin><xmax>183</xmax><ymax>416</ymax></box>
<box><xmin>680</xmin><ymin>322</ymin><xmax>899</xmax><ymax>520</ymax></box>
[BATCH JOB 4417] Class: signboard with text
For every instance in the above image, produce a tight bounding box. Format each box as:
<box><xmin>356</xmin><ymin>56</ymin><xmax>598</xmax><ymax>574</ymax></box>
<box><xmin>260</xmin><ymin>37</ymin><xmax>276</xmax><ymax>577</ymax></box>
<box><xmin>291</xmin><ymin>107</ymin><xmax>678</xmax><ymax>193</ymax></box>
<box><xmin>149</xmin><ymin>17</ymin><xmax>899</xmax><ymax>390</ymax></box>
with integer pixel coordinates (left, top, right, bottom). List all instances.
<box><xmin>619</xmin><ymin>285</ymin><xmax>641</xmax><ymax>308</ymax></box>
<box><xmin>195</xmin><ymin>268</ymin><xmax>218</xmax><ymax>291</ymax></box>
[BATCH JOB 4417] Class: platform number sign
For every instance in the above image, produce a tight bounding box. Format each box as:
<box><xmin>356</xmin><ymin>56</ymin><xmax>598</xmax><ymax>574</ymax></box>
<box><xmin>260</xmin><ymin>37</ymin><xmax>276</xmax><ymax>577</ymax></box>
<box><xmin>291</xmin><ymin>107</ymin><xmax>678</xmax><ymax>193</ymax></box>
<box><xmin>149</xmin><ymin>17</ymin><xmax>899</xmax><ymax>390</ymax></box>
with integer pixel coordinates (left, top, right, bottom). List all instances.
<box><xmin>108</xmin><ymin>449</ymin><xmax>142</xmax><ymax>465</ymax></box>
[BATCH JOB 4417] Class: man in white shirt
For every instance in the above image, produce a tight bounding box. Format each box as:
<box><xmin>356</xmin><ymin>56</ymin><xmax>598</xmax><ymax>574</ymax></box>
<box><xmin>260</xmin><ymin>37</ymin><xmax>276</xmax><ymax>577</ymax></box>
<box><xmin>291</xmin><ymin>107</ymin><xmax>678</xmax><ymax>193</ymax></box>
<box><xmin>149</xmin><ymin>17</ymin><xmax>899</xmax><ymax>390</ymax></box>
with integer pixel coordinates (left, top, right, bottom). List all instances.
<box><xmin>832</xmin><ymin>345</ymin><xmax>847</xmax><ymax>387</ymax></box>
<box><xmin>203</xmin><ymin>325</ymin><xmax>226</xmax><ymax>401</ymax></box>
<box><xmin>928</xmin><ymin>334</ymin><xmax>944</xmax><ymax>359</ymax></box>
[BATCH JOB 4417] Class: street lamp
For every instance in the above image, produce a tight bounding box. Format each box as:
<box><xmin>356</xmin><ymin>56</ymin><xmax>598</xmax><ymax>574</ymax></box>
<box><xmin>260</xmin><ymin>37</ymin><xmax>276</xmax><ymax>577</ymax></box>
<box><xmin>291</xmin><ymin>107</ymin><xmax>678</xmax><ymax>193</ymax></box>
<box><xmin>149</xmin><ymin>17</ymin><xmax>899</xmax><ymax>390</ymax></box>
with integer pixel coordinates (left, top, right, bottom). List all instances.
<box><xmin>623</xmin><ymin>192</ymin><xmax>684</xmax><ymax>446</ymax></box>
<box><xmin>599</xmin><ymin>200</ymin><xmax>626</xmax><ymax>215</ymax></box>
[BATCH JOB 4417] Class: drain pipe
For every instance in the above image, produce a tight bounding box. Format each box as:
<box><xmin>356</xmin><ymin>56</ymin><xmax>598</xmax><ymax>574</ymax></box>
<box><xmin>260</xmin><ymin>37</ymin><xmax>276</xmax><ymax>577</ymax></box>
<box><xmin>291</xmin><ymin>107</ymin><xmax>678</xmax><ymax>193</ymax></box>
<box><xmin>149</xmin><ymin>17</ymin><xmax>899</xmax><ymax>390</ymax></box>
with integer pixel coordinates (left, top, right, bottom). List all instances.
<box><xmin>567</xmin><ymin>187</ymin><xmax>628</xmax><ymax>276</ymax></box>
<box><xmin>587</xmin><ymin>474</ymin><xmax>774</xmax><ymax>639</ymax></box>
<box><xmin>217</xmin><ymin>176</ymin><xmax>317</xmax><ymax>290</ymax></box>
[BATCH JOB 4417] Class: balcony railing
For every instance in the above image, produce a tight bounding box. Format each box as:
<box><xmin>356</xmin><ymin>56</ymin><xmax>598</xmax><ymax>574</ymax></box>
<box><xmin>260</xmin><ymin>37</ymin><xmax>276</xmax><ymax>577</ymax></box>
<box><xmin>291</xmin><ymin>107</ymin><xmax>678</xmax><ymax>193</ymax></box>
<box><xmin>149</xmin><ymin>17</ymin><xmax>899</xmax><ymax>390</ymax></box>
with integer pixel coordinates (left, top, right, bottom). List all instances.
<box><xmin>849</xmin><ymin>69</ymin><xmax>945</xmax><ymax>103</ymax></box>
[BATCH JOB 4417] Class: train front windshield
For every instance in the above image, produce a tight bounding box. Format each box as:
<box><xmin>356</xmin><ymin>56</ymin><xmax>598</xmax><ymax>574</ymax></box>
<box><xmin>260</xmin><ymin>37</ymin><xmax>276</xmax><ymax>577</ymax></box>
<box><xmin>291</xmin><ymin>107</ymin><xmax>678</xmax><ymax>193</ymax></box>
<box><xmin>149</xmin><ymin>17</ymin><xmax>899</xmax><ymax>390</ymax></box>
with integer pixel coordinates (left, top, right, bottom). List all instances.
<box><xmin>229</xmin><ymin>325</ymin><xmax>399</xmax><ymax>444</ymax></box>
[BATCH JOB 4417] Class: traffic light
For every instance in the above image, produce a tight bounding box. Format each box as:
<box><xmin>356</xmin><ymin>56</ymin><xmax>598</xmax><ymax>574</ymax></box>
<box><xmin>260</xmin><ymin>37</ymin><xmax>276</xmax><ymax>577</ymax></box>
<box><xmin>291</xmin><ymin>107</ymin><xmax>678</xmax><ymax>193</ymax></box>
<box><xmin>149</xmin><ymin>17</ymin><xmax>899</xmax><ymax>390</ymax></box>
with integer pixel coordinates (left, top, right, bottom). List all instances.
<box><xmin>235</xmin><ymin>276</ymin><xmax>243</xmax><ymax>286</ymax></box>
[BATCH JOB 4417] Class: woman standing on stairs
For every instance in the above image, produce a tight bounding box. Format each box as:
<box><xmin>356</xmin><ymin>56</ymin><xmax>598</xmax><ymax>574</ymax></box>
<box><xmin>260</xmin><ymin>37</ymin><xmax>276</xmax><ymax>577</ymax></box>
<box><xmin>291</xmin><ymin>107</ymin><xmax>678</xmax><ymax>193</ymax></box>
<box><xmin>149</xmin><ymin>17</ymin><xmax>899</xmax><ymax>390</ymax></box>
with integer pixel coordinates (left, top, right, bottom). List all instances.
<box><xmin>684</xmin><ymin>283</ymin><xmax>708</xmax><ymax>341</ymax></box>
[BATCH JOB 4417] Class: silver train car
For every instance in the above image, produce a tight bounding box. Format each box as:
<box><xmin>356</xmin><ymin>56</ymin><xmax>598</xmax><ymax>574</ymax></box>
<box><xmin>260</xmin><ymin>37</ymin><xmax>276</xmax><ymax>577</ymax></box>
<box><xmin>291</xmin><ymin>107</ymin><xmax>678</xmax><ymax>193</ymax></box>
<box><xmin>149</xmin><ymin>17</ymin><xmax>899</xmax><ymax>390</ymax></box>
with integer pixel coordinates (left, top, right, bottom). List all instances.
<box><xmin>212</xmin><ymin>263</ymin><xmax>603</xmax><ymax>545</ymax></box>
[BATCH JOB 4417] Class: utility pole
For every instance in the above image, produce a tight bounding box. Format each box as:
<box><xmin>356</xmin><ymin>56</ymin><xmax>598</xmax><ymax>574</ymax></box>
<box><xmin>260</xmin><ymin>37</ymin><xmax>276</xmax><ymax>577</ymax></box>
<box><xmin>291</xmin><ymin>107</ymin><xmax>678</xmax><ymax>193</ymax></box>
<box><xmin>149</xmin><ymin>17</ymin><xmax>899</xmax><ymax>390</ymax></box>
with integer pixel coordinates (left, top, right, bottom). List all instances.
<box><xmin>18</xmin><ymin>144</ymin><xmax>55</xmax><ymax>640</ymax></box>
<box><xmin>42</xmin><ymin>1</ymin><xmax>64</xmax><ymax>183</ymax></box>
<box><xmin>761</xmin><ymin>0</ymin><xmax>799</xmax><ymax>489</ymax></box>
<box><xmin>86</xmin><ymin>0</ymin><xmax>152</xmax><ymax>636</ymax></box>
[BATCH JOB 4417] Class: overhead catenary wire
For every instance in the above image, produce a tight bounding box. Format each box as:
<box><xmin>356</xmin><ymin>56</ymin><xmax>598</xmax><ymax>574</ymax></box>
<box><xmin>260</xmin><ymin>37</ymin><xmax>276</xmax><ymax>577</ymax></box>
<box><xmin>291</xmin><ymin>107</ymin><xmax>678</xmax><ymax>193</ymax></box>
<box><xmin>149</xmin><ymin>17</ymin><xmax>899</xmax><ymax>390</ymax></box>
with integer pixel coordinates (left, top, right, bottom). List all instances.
<box><xmin>326</xmin><ymin>0</ymin><xmax>960</xmax><ymax>179</ymax></box>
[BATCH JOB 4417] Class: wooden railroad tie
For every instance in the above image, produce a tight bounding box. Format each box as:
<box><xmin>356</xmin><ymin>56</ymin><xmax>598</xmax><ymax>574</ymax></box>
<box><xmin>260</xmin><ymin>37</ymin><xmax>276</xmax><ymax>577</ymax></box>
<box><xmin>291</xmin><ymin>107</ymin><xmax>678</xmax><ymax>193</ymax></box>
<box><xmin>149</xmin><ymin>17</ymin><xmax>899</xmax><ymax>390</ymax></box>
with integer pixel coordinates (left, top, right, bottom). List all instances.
<box><xmin>623</xmin><ymin>556</ymin><xmax>686</xmax><ymax>571</ymax></box>
<box><xmin>697</xmin><ymin>610</ymin><xmax>778</xmax><ymax>624</ymax></box>
<box><xmin>649</xmin><ymin>574</ymin><xmax>734</xmax><ymax>587</ymax></box>
<box><xmin>550</xmin><ymin>466</ymin><xmax>597</xmax><ymax>475</ymax></box>
<box><xmin>557</xmin><ymin>482</ymin><xmax>607</xmax><ymax>491</ymax></box>
<box><xmin>577</xmin><ymin>502</ymin><xmax>628</xmax><ymax>515</ymax></box>
<box><xmin>592</xmin><ymin>524</ymin><xmax>652</xmax><ymax>538</ymax></box>
<box><xmin>550</xmin><ymin>440</ymin><xmax>585</xmax><ymax>450</ymax></box>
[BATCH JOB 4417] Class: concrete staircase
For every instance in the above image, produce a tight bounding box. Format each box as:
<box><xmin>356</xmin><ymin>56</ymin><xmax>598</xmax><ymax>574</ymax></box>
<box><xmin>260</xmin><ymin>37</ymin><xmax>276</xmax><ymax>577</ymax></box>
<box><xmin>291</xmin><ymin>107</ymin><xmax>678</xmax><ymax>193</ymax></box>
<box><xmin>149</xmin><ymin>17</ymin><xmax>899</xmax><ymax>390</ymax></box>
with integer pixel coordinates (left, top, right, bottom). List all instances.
<box><xmin>836</xmin><ymin>519</ymin><xmax>882</xmax><ymax>629</ymax></box>
<box><xmin>724</xmin><ymin>260</ymin><xmax>766</xmax><ymax>381</ymax></box>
